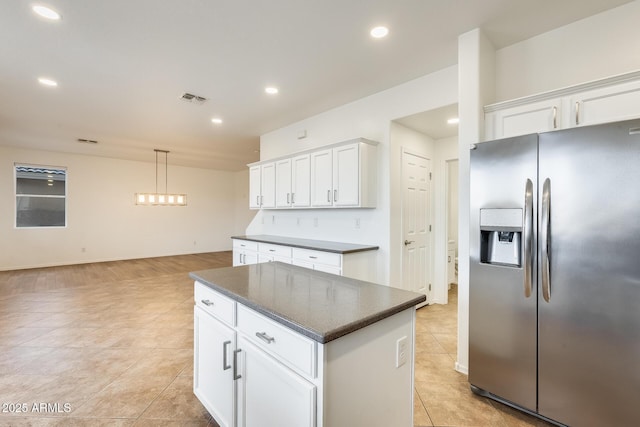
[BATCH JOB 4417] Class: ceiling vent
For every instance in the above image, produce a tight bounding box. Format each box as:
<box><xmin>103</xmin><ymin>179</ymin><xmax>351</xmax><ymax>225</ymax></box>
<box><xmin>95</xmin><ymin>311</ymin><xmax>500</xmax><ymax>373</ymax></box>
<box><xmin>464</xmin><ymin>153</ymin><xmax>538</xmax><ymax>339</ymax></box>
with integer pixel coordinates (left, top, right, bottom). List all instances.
<box><xmin>179</xmin><ymin>92</ymin><xmax>207</xmax><ymax>104</ymax></box>
<box><xmin>77</xmin><ymin>138</ymin><xmax>98</xmax><ymax>144</ymax></box>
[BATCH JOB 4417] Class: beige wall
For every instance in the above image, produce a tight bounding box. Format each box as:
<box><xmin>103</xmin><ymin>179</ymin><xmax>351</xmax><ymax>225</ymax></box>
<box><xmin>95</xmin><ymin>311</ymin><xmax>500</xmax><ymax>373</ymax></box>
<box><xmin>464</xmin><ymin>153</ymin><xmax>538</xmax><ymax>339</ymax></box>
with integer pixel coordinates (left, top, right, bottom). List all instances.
<box><xmin>494</xmin><ymin>1</ymin><xmax>640</xmax><ymax>102</ymax></box>
<box><xmin>0</xmin><ymin>145</ymin><xmax>247</xmax><ymax>270</ymax></box>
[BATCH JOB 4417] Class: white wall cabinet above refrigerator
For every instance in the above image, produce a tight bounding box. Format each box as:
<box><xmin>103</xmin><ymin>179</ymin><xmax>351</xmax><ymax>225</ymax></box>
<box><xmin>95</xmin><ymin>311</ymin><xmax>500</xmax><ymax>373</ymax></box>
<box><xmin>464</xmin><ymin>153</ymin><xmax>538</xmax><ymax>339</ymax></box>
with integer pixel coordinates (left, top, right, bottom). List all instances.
<box><xmin>249</xmin><ymin>138</ymin><xmax>377</xmax><ymax>210</ymax></box>
<box><xmin>485</xmin><ymin>71</ymin><xmax>640</xmax><ymax>140</ymax></box>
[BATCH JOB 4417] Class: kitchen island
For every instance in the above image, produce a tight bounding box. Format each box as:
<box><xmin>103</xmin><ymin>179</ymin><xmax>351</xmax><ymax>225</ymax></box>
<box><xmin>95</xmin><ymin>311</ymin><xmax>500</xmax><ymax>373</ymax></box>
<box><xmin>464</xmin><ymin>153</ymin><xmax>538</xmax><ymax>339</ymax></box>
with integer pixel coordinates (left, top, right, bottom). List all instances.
<box><xmin>191</xmin><ymin>262</ymin><xmax>425</xmax><ymax>427</ymax></box>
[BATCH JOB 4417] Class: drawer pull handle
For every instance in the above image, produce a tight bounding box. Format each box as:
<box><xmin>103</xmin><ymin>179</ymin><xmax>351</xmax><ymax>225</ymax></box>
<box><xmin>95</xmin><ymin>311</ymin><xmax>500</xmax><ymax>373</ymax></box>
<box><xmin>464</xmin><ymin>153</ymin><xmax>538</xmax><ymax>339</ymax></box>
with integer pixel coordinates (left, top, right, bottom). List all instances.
<box><xmin>233</xmin><ymin>349</ymin><xmax>242</xmax><ymax>380</ymax></box>
<box><xmin>269</xmin><ymin>249</ymin><xmax>275</xmax><ymax>252</ymax></box>
<box><xmin>223</xmin><ymin>340</ymin><xmax>231</xmax><ymax>370</ymax></box>
<box><xmin>201</xmin><ymin>299</ymin><xmax>214</xmax><ymax>306</ymax></box>
<box><xmin>309</xmin><ymin>256</ymin><xmax>318</xmax><ymax>259</ymax></box>
<box><xmin>256</xmin><ymin>332</ymin><xmax>275</xmax><ymax>344</ymax></box>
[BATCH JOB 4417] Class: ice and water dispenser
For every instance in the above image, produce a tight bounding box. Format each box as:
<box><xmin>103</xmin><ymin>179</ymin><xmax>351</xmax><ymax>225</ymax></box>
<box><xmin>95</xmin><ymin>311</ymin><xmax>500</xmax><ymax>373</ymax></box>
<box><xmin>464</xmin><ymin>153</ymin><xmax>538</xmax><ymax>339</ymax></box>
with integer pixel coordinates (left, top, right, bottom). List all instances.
<box><xmin>479</xmin><ymin>208</ymin><xmax>522</xmax><ymax>267</ymax></box>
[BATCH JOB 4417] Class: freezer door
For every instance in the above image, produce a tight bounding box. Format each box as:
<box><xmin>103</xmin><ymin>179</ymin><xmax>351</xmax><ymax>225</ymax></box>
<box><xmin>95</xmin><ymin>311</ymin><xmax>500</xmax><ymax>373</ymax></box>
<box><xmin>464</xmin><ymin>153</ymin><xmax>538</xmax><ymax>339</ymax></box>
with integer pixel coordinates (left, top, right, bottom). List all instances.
<box><xmin>469</xmin><ymin>134</ymin><xmax>538</xmax><ymax>411</ymax></box>
<box><xmin>538</xmin><ymin>119</ymin><xmax>640</xmax><ymax>426</ymax></box>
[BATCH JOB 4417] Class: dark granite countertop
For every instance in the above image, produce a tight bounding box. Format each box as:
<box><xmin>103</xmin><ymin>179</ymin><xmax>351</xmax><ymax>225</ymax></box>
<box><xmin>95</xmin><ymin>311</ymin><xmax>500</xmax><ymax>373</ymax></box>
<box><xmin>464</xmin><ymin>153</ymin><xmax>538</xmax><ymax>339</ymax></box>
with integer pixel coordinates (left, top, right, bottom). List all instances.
<box><xmin>231</xmin><ymin>235</ymin><xmax>378</xmax><ymax>254</ymax></box>
<box><xmin>190</xmin><ymin>262</ymin><xmax>425</xmax><ymax>344</ymax></box>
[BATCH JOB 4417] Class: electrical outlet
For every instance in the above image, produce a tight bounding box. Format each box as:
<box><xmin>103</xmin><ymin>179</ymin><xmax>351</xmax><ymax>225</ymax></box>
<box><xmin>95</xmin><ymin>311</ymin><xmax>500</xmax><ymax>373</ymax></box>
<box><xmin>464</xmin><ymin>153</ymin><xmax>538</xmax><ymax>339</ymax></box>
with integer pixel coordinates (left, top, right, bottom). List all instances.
<box><xmin>355</xmin><ymin>218</ymin><xmax>361</xmax><ymax>229</ymax></box>
<box><xmin>297</xmin><ymin>218</ymin><xmax>301</xmax><ymax>226</ymax></box>
<box><xmin>396</xmin><ymin>336</ymin><xmax>408</xmax><ymax>368</ymax></box>
<box><xmin>314</xmin><ymin>218</ymin><xmax>318</xmax><ymax>227</ymax></box>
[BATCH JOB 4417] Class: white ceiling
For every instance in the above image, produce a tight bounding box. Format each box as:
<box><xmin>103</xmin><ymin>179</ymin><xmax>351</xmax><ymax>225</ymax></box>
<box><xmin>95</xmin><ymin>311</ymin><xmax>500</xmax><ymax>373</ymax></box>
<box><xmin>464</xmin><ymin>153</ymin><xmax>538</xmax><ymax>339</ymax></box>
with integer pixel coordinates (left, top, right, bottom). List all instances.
<box><xmin>0</xmin><ymin>0</ymin><xmax>632</xmax><ymax>170</ymax></box>
<box><xmin>396</xmin><ymin>104</ymin><xmax>459</xmax><ymax>140</ymax></box>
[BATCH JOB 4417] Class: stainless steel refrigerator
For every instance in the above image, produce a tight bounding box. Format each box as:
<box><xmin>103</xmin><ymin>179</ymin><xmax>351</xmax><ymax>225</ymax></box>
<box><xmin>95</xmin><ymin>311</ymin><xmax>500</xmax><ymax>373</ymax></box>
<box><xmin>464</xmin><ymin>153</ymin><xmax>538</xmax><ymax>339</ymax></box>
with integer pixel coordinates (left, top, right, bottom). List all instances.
<box><xmin>469</xmin><ymin>119</ymin><xmax>640</xmax><ymax>426</ymax></box>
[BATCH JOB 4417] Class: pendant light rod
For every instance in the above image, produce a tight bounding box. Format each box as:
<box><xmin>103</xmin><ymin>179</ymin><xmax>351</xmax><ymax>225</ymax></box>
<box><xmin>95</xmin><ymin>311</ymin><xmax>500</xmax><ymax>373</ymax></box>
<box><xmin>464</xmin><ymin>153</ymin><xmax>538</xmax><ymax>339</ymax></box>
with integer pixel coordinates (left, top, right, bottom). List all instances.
<box><xmin>154</xmin><ymin>149</ymin><xmax>170</xmax><ymax>194</ymax></box>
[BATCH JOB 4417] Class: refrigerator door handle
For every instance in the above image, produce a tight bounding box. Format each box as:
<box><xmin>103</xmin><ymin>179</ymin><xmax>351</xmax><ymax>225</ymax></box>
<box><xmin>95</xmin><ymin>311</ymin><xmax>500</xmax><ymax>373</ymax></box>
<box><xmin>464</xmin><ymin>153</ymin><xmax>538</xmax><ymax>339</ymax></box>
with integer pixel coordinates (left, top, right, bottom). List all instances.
<box><xmin>541</xmin><ymin>178</ymin><xmax>551</xmax><ymax>303</ymax></box>
<box><xmin>523</xmin><ymin>179</ymin><xmax>534</xmax><ymax>298</ymax></box>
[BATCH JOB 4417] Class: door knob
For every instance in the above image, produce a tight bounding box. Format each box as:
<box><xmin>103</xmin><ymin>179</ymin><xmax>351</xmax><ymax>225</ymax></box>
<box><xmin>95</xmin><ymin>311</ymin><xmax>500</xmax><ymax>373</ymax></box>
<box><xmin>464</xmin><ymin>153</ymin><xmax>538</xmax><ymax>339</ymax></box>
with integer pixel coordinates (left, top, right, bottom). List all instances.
<box><xmin>404</xmin><ymin>240</ymin><xmax>414</xmax><ymax>246</ymax></box>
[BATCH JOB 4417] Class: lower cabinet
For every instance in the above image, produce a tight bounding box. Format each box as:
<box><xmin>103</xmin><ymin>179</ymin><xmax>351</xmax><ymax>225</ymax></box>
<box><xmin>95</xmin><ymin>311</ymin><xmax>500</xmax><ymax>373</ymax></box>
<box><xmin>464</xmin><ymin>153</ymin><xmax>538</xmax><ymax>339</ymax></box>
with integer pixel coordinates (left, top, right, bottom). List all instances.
<box><xmin>194</xmin><ymin>306</ymin><xmax>236</xmax><ymax>427</ymax></box>
<box><xmin>231</xmin><ymin>239</ymin><xmax>378</xmax><ymax>282</ymax></box>
<box><xmin>238</xmin><ymin>336</ymin><xmax>316</xmax><ymax>427</ymax></box>
<box><xmin>233</xmin><ymin>240</ymin><xmax>258</xmax><ymax>266</ymax></box>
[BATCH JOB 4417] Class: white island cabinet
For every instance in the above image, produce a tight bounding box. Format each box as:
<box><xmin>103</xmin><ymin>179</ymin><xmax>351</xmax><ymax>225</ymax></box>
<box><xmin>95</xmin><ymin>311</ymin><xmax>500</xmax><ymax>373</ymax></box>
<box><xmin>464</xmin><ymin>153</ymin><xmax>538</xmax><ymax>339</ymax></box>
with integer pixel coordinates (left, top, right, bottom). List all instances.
<box><xmin>192</xmin><ymin>262</ymin><xmax>425</xmax><ymax>427</ymax></box>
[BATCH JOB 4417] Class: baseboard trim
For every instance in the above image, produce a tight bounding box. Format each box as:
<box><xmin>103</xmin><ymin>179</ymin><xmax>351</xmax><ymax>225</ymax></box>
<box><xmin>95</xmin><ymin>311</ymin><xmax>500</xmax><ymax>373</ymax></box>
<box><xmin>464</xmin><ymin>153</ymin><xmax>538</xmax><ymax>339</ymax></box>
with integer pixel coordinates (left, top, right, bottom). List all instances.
<box><xmin>455</xmin><ymin>361</ymin><xmax>468</xmax><ymax>375</ymax></box>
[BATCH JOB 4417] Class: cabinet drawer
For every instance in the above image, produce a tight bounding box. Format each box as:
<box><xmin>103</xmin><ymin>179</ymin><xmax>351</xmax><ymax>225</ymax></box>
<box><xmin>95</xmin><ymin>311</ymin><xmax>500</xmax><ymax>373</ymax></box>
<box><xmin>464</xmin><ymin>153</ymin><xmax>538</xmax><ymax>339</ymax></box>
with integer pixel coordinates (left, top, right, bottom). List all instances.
<box><xmin>233</xmin><ymin>239</ymin><xmax>258</xmax><ymax>251</ymax></box>
<box><xmin>237</xmin><ymin>304</ymin><xmax>316</xmax><ymax>378</ymax></box>
<box><xmin>194</xmin><ymin>281</ymin><xmax>235</xmax><ymax>326</ymax></box>
<box><xmin>258</xmin><ymin>243</ymin><xmax>292</xmax><ymax>258</ymax></box>
<box><xmin>292</xmin><ymin>248</ymin><xmax>341</xmax><ymax>268</ymax></box>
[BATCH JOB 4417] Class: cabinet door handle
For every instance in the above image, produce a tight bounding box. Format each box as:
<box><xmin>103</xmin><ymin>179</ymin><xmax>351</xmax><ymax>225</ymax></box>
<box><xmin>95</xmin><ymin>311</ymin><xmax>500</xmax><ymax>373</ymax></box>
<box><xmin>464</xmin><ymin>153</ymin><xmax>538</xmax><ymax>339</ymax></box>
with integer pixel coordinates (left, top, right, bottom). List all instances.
<box><xmin>261</xmin><ymin>195</ymin><xmax>264</xmax><ymax>205</ymax></box>
<box><xmin>552</xmin><ymin>106</ymin><xmax>557</xmax><ymax>129</ymax></box>
<box><xmin>222</xmin><ymin>340</ymin><xmax>231</xmax><ymax>370</ymax></box>
<box><xmin>327</xmin><ymin>189</ymin><xmax>331</xmax><ymax>202</ymax></box>
<box><xmin>201</xmin><ymin>299</ymin><xmax>214</xmax><ymax>306</ymax></box>
<box><xmin>309</xmin><ymin>256</ymin><xmax>318</xmax><ymax>259</ymax></box>
<box><xmin>287</xmin><ymin>193</ymin><xmax>290</xmax><ymax>204</ymax></box>
<box><xmin>256</xmin><ymin>332</ymin><xmax>275</xmax><ymax>344</ymax></box>
<box><xmin>291</xmin><ymin>193</ymin><xmax>295</xmax><ymax>204</ymax></box>
<box><xmin>334</xmin><ymin>189</ymin><xmax>337</xmax><ymax>202</ymax></box>
<box><xmin>233</xmin><ymin>349</ymin><xmax>242</xmax><ymax>380</ymax></box>
<box><xmin>448</xmin><ymin>256</ymin><xmax>451</xmax><ymax>262</ymax></box>
<box><xmin>256</xmin><ymin>195</ymin><xmax>260</xmax><ymax>206</ymax></box>
<box><xmin>575</xmin><ymin>101</ymin><xmax>580</xmax><ymax>125</ymax></box>
<box><xmin>269</xmin><ymin>249</ymin><xmax>275</xmax><ymax>252</ymax></box>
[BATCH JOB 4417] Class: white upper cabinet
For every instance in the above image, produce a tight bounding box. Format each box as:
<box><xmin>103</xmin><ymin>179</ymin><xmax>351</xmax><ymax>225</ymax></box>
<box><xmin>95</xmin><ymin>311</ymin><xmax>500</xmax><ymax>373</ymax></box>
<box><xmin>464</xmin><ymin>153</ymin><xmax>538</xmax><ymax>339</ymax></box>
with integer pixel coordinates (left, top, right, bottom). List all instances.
<box><xmin>249</xmin><ymin>163</ymin><xmax>276</xmax><ymax>209</ymax></box>
<box><xmin>487</xmin><ymin>99</ymin><xmax>561</xmax><ymax>140</ymax></box>
<box><xmin>275</xmin><ymin>155</ymin><xmax>311</xmax><ymax>208</ymax></box>
<box><xmin>485</xmin><ymin>72</ymin><xmax>640</xmax><ymax>140</ymax></box>
<box><xmin>260</xmin><ymin>162</ymin><xmax>276</xmax><ymax>209</ymax></box>
<box><xmin>332</xmin><ymin>143</ymin><xmax>359</xmax><ymax>207</ymax></box>
<box><xmin>570</xmin><ymin>79</ymin><xmax>640</xmax><ymax>127</ymax></box>
<box><xmin>310</xmin><ymin>149</ymin><xmax>333</xmax><ymax>207</ymax></box>
<box><xmin>249</xmin><ymin>166</ymin><xmax>261</xmax><ymax>209</ymax></box>
<box><xmin>275</xmin><ymin>159</ymin><xmax>292</xmax><ymax>208</ymax></box>
<box><xmin>291</xmin><ymin>154</ymin><xmax>311</xmax><ymax>208</ymax></box>
<box><xmin>249</xmin><ymin>138</ymin><xmax>377</xmax><ymax>210</ymax></box>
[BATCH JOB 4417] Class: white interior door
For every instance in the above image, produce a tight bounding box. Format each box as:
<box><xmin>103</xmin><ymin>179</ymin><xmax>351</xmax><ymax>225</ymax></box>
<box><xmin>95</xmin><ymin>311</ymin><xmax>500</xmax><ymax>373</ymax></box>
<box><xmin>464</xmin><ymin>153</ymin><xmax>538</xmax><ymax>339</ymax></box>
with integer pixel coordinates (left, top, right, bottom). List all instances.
<box><xmin>402</xmin><ymin>151</ymin><xmax>431</xmax><ymax>302</ymax></box>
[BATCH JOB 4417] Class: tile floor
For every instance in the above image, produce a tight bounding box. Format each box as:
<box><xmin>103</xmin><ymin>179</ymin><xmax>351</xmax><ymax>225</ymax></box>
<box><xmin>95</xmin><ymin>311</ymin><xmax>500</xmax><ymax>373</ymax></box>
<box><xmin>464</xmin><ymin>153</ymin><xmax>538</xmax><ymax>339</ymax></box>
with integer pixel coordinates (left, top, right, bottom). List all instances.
<box><xmin>0</xmin><ymin>252</ymin><xmax>551</xmax><ymax>427</ymax></box>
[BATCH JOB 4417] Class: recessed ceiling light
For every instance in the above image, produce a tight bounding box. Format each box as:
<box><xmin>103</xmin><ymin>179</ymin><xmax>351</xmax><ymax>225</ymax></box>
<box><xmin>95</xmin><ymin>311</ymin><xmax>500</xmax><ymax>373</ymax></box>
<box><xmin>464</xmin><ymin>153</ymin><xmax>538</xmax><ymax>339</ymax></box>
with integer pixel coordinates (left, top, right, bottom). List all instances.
<box><xmin>32</xmin><ymin>5</ymin><xmax>61</xmax><ymax>20</ymax></box>
<box><xmin>370</xmin><ymin>26</ymin><xmax>389</xmax><ymax>39</ymax></box>
<box><xmin>265</xmin><ymin>86</ymin><xmax>279</xmax><ymax>95</ymax></box>
<box><xmin>211</xmin><ymin>117</ymin><xmax>223</xmax><ymax>124</ymax></box>
<box><xmin>447</xmin><ymin>117</ymin><xmax>460</xmax><ymax>124</ymax></box>
<box><xmin>38</xmin><ymin>77</ymin><xmax>58</xmax><ymax>87</ymax></box>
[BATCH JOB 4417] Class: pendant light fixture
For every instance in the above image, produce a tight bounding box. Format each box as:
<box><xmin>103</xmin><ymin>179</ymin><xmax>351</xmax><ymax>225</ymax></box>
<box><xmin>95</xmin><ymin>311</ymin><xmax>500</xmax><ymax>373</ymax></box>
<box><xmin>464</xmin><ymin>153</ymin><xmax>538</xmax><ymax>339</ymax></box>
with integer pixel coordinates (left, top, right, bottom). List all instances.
<box><xmin>135</xmin><ymin>149</ymin><xmax>187</xmax><ymax>206</ymax></box>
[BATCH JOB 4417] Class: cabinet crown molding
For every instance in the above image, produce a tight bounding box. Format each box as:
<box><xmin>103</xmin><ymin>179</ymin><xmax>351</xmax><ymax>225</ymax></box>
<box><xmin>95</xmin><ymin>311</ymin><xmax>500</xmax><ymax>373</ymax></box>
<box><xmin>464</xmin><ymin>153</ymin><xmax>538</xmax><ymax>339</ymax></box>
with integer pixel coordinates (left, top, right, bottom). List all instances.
<box><xmin>485</xmin><ymin>70</ymin><xmax>640</xmax><ymax>113</ymax></box>
<box><xmin>248</xmin><ymin>137</ymin><xmax>379</xmax><ymax>167</ymax></box>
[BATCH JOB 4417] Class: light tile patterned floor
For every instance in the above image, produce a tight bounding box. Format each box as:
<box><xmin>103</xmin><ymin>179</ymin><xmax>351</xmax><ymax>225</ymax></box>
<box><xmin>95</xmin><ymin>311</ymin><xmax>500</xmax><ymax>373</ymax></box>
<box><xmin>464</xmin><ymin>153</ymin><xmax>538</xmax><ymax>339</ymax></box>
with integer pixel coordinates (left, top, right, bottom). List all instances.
<box><xmin>0</xmin><ymin>253</ymin><xmax>551</xmax><ymax>426</ymax></box>
<box><xmin>413</xmin><ymin>286</ymin><xmax>552</xmax><ymax>427</ymax></box>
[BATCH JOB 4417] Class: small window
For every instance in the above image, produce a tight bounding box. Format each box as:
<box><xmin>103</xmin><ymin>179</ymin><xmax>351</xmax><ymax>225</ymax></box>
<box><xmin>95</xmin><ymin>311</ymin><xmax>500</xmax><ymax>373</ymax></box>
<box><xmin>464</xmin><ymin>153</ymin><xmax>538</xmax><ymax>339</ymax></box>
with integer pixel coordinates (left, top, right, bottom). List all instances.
<box><xmin>15</xmin><ymin>164</ymin><xmax>67</xmax><ymax>228</ymax></box>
